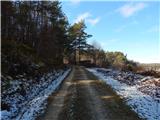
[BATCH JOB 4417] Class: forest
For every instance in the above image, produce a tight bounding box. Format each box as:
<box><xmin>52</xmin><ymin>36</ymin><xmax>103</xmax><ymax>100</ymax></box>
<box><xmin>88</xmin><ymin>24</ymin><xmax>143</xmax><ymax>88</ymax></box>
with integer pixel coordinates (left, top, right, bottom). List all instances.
<box><xmin>2</xmin><ymin>1</ymin><xmax>140</xmax><ymax>79</ymax></box>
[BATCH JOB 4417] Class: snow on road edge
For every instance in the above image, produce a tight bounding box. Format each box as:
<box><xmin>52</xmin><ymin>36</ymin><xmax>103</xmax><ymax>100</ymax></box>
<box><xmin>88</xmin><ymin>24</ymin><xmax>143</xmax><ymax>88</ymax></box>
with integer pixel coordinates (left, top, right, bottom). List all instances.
<box><xmin>18</xmin><ymin>68</ymin><xmax>71</xmax><ymax>120</ymax></box>
<box><xmin>87</xmin><ymin>68</ymin><xmax>160</xmax><ymax>120</ymax></box>
<box><xmin>1</xmin><ymin>68</ymin><xmax>71</xmax><ymax>120</ymax></box>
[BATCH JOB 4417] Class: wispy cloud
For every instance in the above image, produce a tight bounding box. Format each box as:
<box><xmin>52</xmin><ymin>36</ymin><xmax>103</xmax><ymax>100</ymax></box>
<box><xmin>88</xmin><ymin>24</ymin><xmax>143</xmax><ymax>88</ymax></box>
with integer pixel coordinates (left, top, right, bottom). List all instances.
<box><xmin>74</xmin><ymin>12</ymin><xmax>100</xmax><ymax>26</ymax></box>
<box><xmin>117</xmin><ymin>2</ymin><xmax>147</xmax><ymax>17</ymax></box>
<box><xmin>87</xmin><ymin>17</ymin><xmax>100</xmax><ymax>26</ymax></box>
<box><xmin>74</xmin><ymin>12</ymin><xmax>91</xmax><ymax>23</ymax></box>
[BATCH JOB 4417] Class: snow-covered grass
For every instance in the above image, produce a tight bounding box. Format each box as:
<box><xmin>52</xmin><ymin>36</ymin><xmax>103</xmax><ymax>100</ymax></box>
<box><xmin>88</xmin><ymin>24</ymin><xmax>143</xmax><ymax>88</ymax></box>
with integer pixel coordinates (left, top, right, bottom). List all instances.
<box><xmin>87</xmin><ymin>68</ymin><xmax>160</xmax><ymax>120</ymax></box>
<box><xmin>1</xmin><ymin>68</ymin><xmax>71</xmax><ymax>120</ymax></box>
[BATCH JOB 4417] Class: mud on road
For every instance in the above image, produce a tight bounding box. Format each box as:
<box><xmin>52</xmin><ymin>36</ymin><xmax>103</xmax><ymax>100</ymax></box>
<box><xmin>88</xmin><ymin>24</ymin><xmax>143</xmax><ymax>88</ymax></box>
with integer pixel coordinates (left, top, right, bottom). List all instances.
<box><xmin>38</xmin><ymin>66</ymin><xmax>142</xmax><ymax>120</ymax></box>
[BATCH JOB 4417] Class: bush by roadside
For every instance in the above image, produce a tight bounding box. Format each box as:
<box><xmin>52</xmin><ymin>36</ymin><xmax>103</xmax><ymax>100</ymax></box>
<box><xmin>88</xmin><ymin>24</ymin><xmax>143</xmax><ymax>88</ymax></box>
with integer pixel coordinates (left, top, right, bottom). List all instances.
<box><xmin>137</xmin><ymin>70</ymin><xmax>160</xmax><ymax>78</ymax></box>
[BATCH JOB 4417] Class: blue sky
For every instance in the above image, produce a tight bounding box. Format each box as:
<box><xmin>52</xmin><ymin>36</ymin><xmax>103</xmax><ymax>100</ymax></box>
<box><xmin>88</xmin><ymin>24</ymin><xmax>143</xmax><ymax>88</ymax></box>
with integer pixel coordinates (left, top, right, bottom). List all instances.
<box><xmin>61</xmin><ymin>0</ymin><xmax>160</xmax><ymax>63</ymax></box>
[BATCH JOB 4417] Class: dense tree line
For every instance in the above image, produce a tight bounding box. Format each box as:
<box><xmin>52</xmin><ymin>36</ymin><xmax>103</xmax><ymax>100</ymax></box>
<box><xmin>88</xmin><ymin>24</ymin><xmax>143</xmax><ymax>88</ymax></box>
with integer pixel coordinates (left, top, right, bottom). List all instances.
<box><xmin>2</xmin><ymin>1</ymin><xmax>69</xmax><ymax>65</ymax></box>
<box><xmin>1</xmin><ymin>1</ymin><xmax>90</xmax><ymax>74</ymax></box>
<box><xmin>77</xmin><ymin>40</ymin><xmax>138</xmax><ymax>71</ymax></box>
<box><xmin>1</xmin><ymin>1</ymin><xmax>93</xmax><ymax>76</ymax></box>
<box><xmin>1</xmin><ymin>1</ymin><xmax>139</xmax><ymax>78</ymax></box>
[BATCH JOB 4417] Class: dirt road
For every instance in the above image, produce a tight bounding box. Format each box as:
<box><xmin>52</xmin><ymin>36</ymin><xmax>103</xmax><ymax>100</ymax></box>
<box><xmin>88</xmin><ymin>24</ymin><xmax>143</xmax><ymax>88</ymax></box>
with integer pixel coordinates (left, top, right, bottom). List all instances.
<box><xmin>38</xmin><ymin>66</ymin><xmax>141</xmax><ymax>120</ymax></box>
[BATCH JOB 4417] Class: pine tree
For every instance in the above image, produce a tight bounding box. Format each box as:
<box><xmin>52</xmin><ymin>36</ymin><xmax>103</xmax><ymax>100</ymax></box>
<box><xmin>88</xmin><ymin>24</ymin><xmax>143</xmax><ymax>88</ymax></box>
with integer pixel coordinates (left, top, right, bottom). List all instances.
<box><xmin>68</xmin><ymin>20</ymin><xmax>92</xmax><ymax>64</ymax></box>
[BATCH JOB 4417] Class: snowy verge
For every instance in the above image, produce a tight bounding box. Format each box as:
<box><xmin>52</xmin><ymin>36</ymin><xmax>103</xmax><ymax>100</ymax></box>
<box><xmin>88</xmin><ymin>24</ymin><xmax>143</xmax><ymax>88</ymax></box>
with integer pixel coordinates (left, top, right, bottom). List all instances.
<box><xmin>1</xmin><ymin>68</ymin><xmax>71</xmax><ymax>120</ymax></box>
<box><xmin>87</xmin><ymin>68</ymin><xmax>160</xmax><ymax>120</ymax></box>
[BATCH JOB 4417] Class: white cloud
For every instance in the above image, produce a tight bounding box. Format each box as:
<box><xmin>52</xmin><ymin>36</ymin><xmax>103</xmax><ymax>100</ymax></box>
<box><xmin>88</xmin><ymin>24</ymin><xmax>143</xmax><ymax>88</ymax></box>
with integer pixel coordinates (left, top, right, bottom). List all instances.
<box><xmin>74</xmin><ymin>12</ymin><xmax>100</xmax><ymax>26</ymax></box>
<box><xmin>74</xmin><ymin>12</ymin><xmax>91</xmax><ymax>23</ymax></box>
<box><xmin>87</xmin><ymin>17</ymin><xmax>100</xmax><ymax>26</ymax></box>
<box><xmin>117</xmin><ymin>2</ymin><xmax>147</xmax><ymax>17</ymax></box>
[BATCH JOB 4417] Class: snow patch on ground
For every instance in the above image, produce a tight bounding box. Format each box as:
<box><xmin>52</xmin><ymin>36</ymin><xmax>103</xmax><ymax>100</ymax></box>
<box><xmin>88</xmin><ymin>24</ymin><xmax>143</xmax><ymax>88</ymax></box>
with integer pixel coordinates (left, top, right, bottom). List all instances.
<box><xmin>1</xmin><ymin>68</ymin><xmax>71</xmax><ymax>120</ymax></box>
<box><xmin>87</xmin><ymin>68</ymin><xmax>160</xmax><ymax>120</ymax></box>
